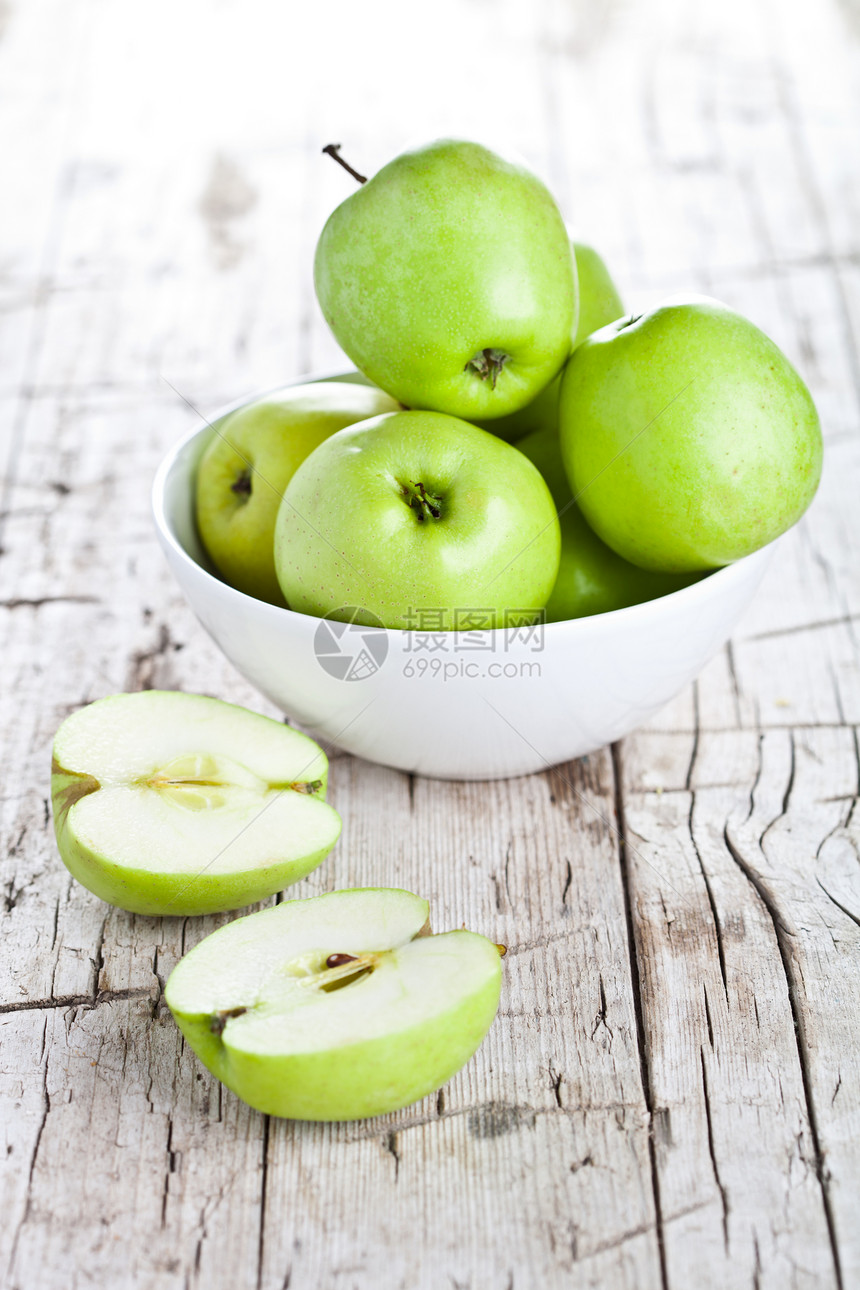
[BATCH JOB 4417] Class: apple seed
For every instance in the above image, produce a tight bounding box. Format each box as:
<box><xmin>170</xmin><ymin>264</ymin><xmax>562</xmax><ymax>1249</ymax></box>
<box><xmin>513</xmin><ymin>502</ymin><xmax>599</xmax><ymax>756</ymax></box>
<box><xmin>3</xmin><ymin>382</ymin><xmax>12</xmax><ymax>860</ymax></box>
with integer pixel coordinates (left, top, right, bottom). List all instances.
<box><xmin>325</xmin><ymin>953</ymin><xmax>359</xmax><ymax>968</ymax></box>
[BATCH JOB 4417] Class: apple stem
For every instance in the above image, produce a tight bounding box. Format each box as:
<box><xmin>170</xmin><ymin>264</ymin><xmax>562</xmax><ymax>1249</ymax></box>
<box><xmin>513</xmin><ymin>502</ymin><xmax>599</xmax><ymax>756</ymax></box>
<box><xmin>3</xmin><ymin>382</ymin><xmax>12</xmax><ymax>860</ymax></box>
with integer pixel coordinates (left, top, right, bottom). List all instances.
<box><xmin>231</xmin><ymin>468</ymin><xmax>252</xmax><ymax>497</ymax></box>
<box><xmin>401</xmin><ymin>480</ymin><xmax>443</xmax><ymax>522</ymax></box>
<box><xmin>289</xmin><ymin>778</ymin><xmax>324</xmax><ymax>796</ymax></box>
<box><xmin>322</xmin><ymin>144</ymin><xmax>367</xmax><ymax>185</ymax></box>
<box><xmin>465</xmin><ymin>348</ymin><xmax>511</xmax><ymax>389</ymax></box>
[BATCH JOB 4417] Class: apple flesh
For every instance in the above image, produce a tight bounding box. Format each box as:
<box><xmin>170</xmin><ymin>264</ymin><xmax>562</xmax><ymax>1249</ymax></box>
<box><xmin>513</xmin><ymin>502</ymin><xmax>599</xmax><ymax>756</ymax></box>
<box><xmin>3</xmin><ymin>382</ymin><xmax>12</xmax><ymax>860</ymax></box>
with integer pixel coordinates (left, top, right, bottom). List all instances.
<box><xmin>518</xmin><ymin>427</ymin><xmax>700</xmax><ymax>620</ymax></box>
<box><xmin>314</xmin><ymin>139</ymin><xmax>577</xmax><ymax>421</ymax></box>
<box><xmin>560</xmin><ymin>295</ymin><xmax>824</xmax><ymax>572</ymax></box>
<box><xmin>195</xmin><ymin>382</ymin><xmax>398</xmax><ymax>605</ymax></box>
<box><xmin>165</xmin><ymin>888</ymin><xmax>504</xmax><ymax>1120</ymax></box>
<box><xmin>51</xmin><ymin>691</ymin><xmax>341</xmax><ymax>916</ymax></box>
<box><xmin>274</xmin><ymin>409</ymin><xmax>561</xmax><ymax>630</ymax></box>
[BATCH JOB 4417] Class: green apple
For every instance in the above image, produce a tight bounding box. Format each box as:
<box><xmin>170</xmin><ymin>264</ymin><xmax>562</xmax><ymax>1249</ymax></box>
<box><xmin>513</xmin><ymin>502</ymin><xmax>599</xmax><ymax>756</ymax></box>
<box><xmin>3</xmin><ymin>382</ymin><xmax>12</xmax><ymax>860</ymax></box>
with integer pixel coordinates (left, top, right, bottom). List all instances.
<box><xmin>474</xmin><ymin>238</ymin><xmax>625</xmax><ymax>444</ymax></box>
<box><xmin>195</xmin><ymin>382</ymin><xmax>398</xmax><ymax>605</ymax></box>
<box><xmin>518</xmin><ymin>426</ymin><xmax>699</xmax><ymax>620</ymax></box>
<box><xmin>51</xmin><ymin>691</ymin><xmax>341</xmax><ymax>916</ymax></box>
<box><xmin>560</xmin><ymin>295</ymin><xmax>824</xmax><ymax>572</ymax></box>
<box><xmin>571</xmin><ymin>240</ymin><xmax>625</xmax><ymax>349</ymax></box>
<box><xmin>165</xmin><ymin>887</ymin><xmax>504</xmax><ymax>1120</ymax></box>
<box><xmin>314</xmin><ymin>139</ymin><xmax>577</xmax><ymax>421</ymax></box>
<box><xmin>274</xmin><ymin>410</ymin><xmax>561</xmax><ymax>630</ymax></box>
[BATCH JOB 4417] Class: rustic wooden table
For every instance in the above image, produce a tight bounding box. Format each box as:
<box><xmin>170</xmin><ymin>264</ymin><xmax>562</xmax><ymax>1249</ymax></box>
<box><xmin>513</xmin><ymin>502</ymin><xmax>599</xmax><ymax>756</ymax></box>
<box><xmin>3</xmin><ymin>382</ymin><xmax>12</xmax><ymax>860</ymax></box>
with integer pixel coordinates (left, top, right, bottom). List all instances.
<box><xmin>2</xmin><ymin>0</ymin><xmax>858</xmax><ymax>1286</ymax></box>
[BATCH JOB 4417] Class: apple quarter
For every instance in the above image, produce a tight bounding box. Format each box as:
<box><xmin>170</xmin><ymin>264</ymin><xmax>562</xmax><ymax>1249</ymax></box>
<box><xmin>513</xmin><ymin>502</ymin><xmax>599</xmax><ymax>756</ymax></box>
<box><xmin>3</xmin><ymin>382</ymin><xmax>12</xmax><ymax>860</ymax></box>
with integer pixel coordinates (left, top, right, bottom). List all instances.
<box><xmin>50</xmin><ymin>690</ymin><xmax>342</xmax><ymax>916</ymax></box>
<box><xmin>165</xmin><ymin>887</ymin><xmax>504</xmax><ymax>1121</ymax></box>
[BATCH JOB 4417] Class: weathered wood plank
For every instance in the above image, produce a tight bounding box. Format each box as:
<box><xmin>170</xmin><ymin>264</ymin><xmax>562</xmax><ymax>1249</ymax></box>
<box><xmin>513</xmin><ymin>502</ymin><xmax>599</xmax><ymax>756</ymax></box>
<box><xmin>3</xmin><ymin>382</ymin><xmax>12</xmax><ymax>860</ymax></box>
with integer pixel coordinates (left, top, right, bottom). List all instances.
<box><xmin>620</xmin><ymin>730</ymin><xmax>847</xmax><ymax>1288</ymax></box>
<box><xmin>726</xmin><ymin>726</ymin><xmax>860</xmax><ymax>1286</ymax></box>
<box><xmin>3</xmin><ymin>996</ymin><xmax>266</xmax><ymax>1290</ymax></box>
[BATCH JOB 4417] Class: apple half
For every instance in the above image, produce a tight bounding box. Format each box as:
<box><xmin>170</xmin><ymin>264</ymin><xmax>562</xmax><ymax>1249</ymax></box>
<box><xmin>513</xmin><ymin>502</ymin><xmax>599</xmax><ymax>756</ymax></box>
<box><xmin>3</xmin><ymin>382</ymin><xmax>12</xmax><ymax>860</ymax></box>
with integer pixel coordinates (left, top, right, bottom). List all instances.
<box><xmin>165</xmin><ymin>888</ymin><xmax>504</xmax><ymax>1120</ymax></box>
<box><xmin>51</xmin><ymin>691</ymin><xmax>341</xmax><ymax>916</ymax></box>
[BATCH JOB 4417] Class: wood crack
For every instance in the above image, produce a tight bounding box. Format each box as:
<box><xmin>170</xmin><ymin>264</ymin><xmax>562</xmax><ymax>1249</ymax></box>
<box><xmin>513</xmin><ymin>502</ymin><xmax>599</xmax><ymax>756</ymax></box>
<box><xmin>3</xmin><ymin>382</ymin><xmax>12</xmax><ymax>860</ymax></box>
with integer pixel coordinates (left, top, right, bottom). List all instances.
<box><xmin>699</xmin><ymin>1048</ymin><xmax>730</xmax><ymax>1252</ymax></box>
<box><xmin>6</xmin><ymin>1017</ymin><xmax>50</xmax><ymax>1283</ymax></box>
<box><xmin>685</xmin><ymin>682</ymin><xmax>700</xmax><ymax>791</ymax></box>
<box><xmin>814</xmin><ymin>877</ymin><xmax>860</xmax><ymax>932</ymax></box>
<box><xmin>334</xmin><ymin>1098</ymin><xmax>637</xmax><ymax>1148</ymax></box>
<box><xmin>748</xmin><ymin>613</ymin><xmax>860</xmax><ymax>642</ymax></box>
<box><xmin>723</xmin><ymin>819</ymin><xmax>843</xmax><ymax>1289</ymax></box>
<box><xmin>561</xmin><ymin>858</ymin><xmax>573</xmax><ymax>910</ymax></box>
<box><xmin>90</xmin><ymin>914</ymin><xmax>107</xmax><ymax>999</ymax></box>
<box><xmin>161</xmin><ymin>1116</ymin><xmax>175</xmax><ymax>1229</ymax></box>
<box><xmin>611</xmin><ymin>741</ymin><xmax>670</xmax><ymax>1290</ymax></box>
<box><xmin>0</xmin><ymin>986</ymin><xmax>155</xmax><ymax>1015</ymax></box>
<box><xmin>572</xmin><ymin>1198</ymin><xmax>713</xmax><ymax>1264</ymax></box>
<box><xmin>256</xmin><ymin>1116</ymin><xmax>270</xmax><ymax>1290</ymax></box>
<box><xmin>502</xmin><ymin>928</ymin><xmax>582</xmax><ymax>957</ymax></box>
<box><xmin>689</xmin><ymin>791</ymin><xmax>729</xmax><ymax>1000</ymax></box>
<box><xmin>0</xmin><ymin>595</ymin><xmax>101</xmax><ymax>610</ymax></box>
<box><xmin>383</xmin><ymin>1131</ymin><xmax>401</xmax><ymax>1181</ymax></box>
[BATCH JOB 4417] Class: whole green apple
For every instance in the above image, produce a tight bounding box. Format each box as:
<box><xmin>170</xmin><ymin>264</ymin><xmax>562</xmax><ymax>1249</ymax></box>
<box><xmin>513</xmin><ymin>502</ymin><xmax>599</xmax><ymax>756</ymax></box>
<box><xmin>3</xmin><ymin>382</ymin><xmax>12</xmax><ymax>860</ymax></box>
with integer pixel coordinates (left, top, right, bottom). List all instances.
<box><xmin>196</xmin><ymin>382</ymin><xmax>398</xmax><ymax>604</ymax></box>
<box><xmin>165</xmin><ymin>887</ymin><xmax>504</xmax><ymax>1121</ymax></box>
<box><xmin>51</xmin><ymin>691</ymin><xmax>341</xmax><ymax>916</ymax></box>
<box><xmin>517</xmin><ymin>427</ymin><xmax>699</xmax><ymax>620</ymax></box>
<box><xmin>560</xmin><ymin>296</ymin><xmax>823</xmax><ymax>572</ymax></box>
<box><xmin>274</xmin><ymin>410</ymin><xmax>561</xmax><ymax>630</ymax></box>
<box><xmin>474</xmin><ymin>238</ymin><xmax>625</xmax><ymax>444</ymax></box>
<box><xmin>314</xmin><ymin>139</ymin><xmax>577</xmax><ymax>421</ymax></box>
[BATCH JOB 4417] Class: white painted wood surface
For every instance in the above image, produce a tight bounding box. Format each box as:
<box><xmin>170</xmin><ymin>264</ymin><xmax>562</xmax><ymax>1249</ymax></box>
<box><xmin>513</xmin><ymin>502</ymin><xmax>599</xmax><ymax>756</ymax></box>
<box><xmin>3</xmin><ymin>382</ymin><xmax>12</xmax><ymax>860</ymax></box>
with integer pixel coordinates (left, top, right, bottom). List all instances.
<box><xmin>2</xmin><ymin>0</ymin><xmax>858</xmax><ymax>1285</ymax></box>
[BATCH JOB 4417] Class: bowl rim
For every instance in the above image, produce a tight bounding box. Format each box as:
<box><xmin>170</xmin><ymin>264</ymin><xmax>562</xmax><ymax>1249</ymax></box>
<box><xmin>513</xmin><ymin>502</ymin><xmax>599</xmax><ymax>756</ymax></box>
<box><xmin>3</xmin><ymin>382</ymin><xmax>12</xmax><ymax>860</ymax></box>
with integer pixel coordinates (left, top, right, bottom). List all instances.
<box><xmin>152</xmin><ymin>370</ymin><xmax>777</xmax><ymax>639</ymax></box>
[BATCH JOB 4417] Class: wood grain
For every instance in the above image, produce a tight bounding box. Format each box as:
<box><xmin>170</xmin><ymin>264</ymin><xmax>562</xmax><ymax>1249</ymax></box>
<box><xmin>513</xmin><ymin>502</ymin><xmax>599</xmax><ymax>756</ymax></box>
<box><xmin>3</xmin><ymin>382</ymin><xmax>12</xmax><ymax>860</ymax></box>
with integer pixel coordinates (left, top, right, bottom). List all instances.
<box><xmin>1</xmin><ymin>0</ymin><xmax>858</xmax><ymax>1285</ymax></box>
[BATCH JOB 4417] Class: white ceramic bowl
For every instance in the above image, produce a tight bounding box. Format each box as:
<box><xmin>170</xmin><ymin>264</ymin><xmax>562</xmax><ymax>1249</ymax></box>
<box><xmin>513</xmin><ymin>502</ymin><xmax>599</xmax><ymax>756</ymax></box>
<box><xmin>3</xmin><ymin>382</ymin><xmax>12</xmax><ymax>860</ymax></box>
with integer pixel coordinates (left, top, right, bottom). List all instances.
<box><xmin>152</xmin><ymin>373</ymin><xmax>774</xmax><ymax>780</ymax></box>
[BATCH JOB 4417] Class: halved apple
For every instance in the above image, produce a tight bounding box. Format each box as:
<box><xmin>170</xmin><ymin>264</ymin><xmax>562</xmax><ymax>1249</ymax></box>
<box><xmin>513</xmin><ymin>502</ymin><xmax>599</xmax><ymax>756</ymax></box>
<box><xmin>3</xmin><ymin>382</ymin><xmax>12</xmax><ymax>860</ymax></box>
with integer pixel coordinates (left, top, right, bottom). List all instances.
<box><xmin>165</xmin><ymin>888</ymin><xmax>504</xmax><ymax>1120</ymax></box>
<box><xmin>51</xmin><ymin>691</ymin><xmax>341</xmax><ymax>916</ymax></box>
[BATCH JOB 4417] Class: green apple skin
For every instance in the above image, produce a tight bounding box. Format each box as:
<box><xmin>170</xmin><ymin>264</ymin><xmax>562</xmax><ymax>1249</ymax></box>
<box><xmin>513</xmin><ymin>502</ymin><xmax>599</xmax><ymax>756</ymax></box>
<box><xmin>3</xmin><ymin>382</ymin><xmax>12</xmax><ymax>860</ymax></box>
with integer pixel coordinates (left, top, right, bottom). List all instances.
<box><xmin>474</xmin><ymin>239</ymin><xmax>624</xmax><ymax>444</ymax></box>
<box><xmin>517</xmin><ymin>427</ymin><xmax>699</xmax><ymax>620</ymax></box>
<box><xmin>472</xmin><ymin>372</ymin><xmax>563</xmax><ymax>446</ymax></box>
<box><xmin>51</xmin><ymin>692</ymin><xmax>340</xmax><ymax>917</ymax></box>
<box><xmin>195</xmin><ymin>382</ymin><xmax>399</xmax><ymax>605</ymax></box>
<box><xmin>560</xmin><ymin>296</ymin><xmax>824</xmax><ymax>572</ymax></box>
<box><xmin>165</xmin><ymin>888</ymin><xmax>504</xmax><ymax>1121</ymax></box>
<box><xmin>51</xmin><ymin>805</ymin><xmax>337</xmax><ymax>918</ymax></box>
<box><xmin>274</xmin><ymin>410</ymin><xmax>561</xmax><ymax>630</ymax></box>
<box><xmin>571</xmin><ymin>241</ymin><xmax>625</xmax><ymax>349</ymax></box>
<box><xmin>314</xmin><ymin>139</ymin><xmax>577</xmax><ymax>421</ymax></box>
